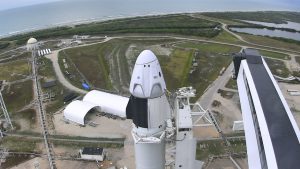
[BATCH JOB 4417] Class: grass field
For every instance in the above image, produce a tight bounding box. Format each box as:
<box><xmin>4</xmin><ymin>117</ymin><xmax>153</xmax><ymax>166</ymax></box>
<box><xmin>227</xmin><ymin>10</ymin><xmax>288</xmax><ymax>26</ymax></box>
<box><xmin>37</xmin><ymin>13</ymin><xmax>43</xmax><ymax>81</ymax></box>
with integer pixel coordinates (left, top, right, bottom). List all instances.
<box><xmin>158</xmin><ymin>49</ymin><xmax>193</xmax><ymax>90</ymax></box>
<box><xmin>59</xmin><ymin>41</ymin><xmax>114</xmax><ymax>90</ymax></box>
<box><xmin>0</xmin><ymin>136</ymin><xmax>41</xmax><ymax>152</ymax></box>
<box><xmin>259</xmin><ymin>50</ymin><xmax>290</xmax><ymax>60</ymax></box>
<box><xmin>2</xmin><ymin>80</ymin><xmax>33</xmax><ymax>112</ymax></box>
<box><xmin>59</xmin><ymin>38</ymin><xmax>179</xmax><ymax>92</ymax></box>
<box><xmin>38</xmin><ymin>57</ymin><xmax>67</xmax><ymax>114</ymax></box>
<box><xmin>0</xmin><ymin>59</ymin><xmax>31</xmax><ymax>82</ymax></box>
<box><xmin>212</xmin><ymin>29</ymin><xmax>241</xmax><ymax>44</ymax></box>
<box><xmin>13</xmin><ymin>109</ymin><xmax>37</xmax><ymax>129</ymax></box>
<box><xmin>173</xmin><ymin>42</ymin><xmax>241</xmax><ymax>98</ymax></box>
<box><xmin>238</xmin><ymin>33</ymin><xmax>300</xmax><ymax>52</ymax></box>
<box><xmin>196</xmin><ymin>139</ymin><xmax>246</xmax><ymax>160</ymax></box>
<box><xmin>264</xmin><ymin>58</ymin><xmax>291</xmax><ymax>77</ymax></box>
<box><xmin>225</xmin><ymin>78</ymin><xmax>238</xmax><ymax>90</ymax></box>
<box><xmin>202</xmin><ymin>11</ymin><xmax>300</xmax><ymax>24</ymax></box>
<box><xmin>176</xmin><ymin>41</ymin><xmax>241</xmax><ymax>53</ymax></box>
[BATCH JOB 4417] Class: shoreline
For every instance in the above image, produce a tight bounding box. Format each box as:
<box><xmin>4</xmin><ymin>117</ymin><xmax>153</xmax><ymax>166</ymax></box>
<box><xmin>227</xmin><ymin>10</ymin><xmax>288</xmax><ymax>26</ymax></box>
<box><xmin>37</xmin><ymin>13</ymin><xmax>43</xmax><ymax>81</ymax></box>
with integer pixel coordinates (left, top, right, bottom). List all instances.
<box><xmin>0</xmin><ymin>11</ymin><xmax>189</xmax><ymax>39</ymax></box>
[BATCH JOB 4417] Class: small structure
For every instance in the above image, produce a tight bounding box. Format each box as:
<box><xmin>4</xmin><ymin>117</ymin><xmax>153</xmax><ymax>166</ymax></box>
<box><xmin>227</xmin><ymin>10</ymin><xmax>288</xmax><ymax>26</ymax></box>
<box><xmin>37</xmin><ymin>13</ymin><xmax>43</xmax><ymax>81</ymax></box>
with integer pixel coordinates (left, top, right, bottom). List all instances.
<box><xmin>26</xmin><ymin>37</ymin><xmax>38</xmax><ymax>51</ymax></box>
<box><xmin>80</xmin><ymin>147</ymin><xmax>104</xmax><ymax>161</ymax></box>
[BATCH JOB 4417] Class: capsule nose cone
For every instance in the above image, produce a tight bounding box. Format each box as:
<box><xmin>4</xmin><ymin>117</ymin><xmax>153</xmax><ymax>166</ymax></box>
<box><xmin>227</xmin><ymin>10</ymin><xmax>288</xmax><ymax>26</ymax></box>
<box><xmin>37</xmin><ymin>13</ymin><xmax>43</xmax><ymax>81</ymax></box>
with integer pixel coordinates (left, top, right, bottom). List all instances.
<box><xmin>135</xmin><ymin>50</ymin><xmax>157</xmax><ymax>65</ymax></box>
<box><xmin>129</xmin><ymin>50</ymin><xmax>166</xmax><ymax>98</ymax></box>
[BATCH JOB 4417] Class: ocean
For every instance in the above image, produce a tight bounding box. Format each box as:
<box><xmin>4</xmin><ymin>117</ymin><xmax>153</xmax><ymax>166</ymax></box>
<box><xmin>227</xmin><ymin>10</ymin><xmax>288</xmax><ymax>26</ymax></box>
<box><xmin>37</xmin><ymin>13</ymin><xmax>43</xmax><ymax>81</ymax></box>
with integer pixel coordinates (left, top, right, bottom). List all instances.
<box><xmin>0</xmin><ymin>0</ymin><xmax>299</xmax><ymax>37</ymax></box>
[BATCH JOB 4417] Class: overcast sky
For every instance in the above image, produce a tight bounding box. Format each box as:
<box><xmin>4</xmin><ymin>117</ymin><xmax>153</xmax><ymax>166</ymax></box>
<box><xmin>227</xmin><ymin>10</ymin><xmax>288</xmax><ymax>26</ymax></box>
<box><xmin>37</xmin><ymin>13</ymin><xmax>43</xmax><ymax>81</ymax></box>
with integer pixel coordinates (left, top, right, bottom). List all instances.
<box><xmin>0</xmin><ymin>0</ymin><xmax>298</xmax><ymax>11</ymax></box>
<box><xmin>0</xmin><ymin>0</ymin><xmax>61</xmax><ymax>11</ymax></box>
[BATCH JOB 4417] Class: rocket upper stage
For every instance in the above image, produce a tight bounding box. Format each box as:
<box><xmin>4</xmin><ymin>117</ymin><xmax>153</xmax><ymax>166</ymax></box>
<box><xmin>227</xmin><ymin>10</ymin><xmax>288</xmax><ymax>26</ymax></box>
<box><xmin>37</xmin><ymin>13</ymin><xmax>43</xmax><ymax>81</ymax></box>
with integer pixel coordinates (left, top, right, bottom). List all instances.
<box><xmin>129</xmin><ymin>50</ymin><xmax>166</xmax><ymax>99</ymax></box>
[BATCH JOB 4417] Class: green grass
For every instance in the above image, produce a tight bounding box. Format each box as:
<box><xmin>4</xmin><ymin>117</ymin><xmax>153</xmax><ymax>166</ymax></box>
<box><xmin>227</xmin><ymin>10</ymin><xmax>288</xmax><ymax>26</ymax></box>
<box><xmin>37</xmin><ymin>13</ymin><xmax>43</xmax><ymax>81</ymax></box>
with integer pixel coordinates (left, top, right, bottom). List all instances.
<box><xmin>0</xmin><ymin>59</ymin><xmax>31</xmax><ymax>82</ymax></box>
<box><xmin>38</xmin><ymin>57</ymin><xmax>67</xmax><ymax>114</ymax></box>
<box><xmin>1</xmin><ymin>155</ymin><xmax>32</xmax><ymax>169</ymax></box>
<box><xmin>196</xmin><ymin>140</ymin><xmax>226</xmax><ymax>160</ymax></box>
<box><xmin>259</xmin><ymin>50</ymin><xmax>291</xmax><ymax>60</ymax></box>
<box><xmin>176</xmin><ymin>41</ymin><xmax>241</xmax><ymax>53</ymax></box>
<box><xmin>202</xmin><ymin>11</ymin><xmax>300</xmax><ymax>24</ymax></box>
<box><xmin>59</xmin><ymin>41</ymin><xmax>114</xmax><ymax>90</ymax></box>
<box><xmin>2</xmin><ymin>80</ymin><xmax>33</xmax><ymax>112</ymax></box>
<box><xmin>196</xmin><ymin>139</ymin><xmax>246</xmax><ymax>160</ymax></box>
<box><xmin>225</xmin><ymin>78</ymin><xmax>238</xmax><ymax>90</ymax></box>
<box><xmin>212</xmin><ymin>29</ymin><xmax>241</xmax><ymax>44</ymax></box>
<box><xmin>52</xmin><ymin>140</ymin><xmax>123</xmax><ymax>149</ymax></box>
<box><xmin>238</xmin><ymin>33</ymin><xmax>300</xmax><ymax>52</ymax></box>
<box><xmin>264</xmin><ymin>58</ymin><xmax>291</xmax><ymax>77</ymax></box>
<box><xmin>0</xmin><ymin>136</ymin><xmax>40</xmax><ymax>152</ymax></box>
<box><xmin>158</xmin><ymin>49</ymin><xmax>193</xmax><ymax>90</ymax></box>
<box><xmin>174</xmin><ymin>42</ymin><xmax>240</xmax><ymax>98</ymax></box>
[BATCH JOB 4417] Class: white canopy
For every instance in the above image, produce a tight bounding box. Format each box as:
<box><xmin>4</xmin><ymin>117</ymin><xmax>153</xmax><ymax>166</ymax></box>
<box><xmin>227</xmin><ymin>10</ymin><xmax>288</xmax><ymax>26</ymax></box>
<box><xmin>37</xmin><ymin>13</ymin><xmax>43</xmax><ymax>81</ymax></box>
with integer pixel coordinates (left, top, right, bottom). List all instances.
<box><xmin>83</xmin><ymin>90</ymin><xmax>129</xmax><ymax>118</ymax></box>
<box><xmin>64</xmin><ymin>100</ymin><xmax>98</xmax><ymax>125</ymax></box>
<box><xmin>64</xmin><ymin>90</ymin><xmax>129</xmax><ymax>125</ymax></box>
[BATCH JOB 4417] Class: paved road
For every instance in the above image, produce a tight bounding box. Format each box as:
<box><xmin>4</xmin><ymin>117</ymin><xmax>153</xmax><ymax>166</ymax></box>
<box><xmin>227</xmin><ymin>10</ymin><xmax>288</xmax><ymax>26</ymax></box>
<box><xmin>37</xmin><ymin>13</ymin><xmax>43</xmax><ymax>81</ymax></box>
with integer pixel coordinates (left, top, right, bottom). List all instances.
<box><xmin>198</xmin><ymin>62</ymin><xmax>234</xmax><ymax>110</ymax></box>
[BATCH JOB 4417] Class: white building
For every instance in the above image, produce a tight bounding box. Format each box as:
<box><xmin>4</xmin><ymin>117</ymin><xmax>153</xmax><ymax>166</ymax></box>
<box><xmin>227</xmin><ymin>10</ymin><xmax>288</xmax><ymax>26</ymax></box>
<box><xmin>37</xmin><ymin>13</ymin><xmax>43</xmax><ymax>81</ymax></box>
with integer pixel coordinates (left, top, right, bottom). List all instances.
<box><xmin>80</xmin><ymin>147</ymin><xmax>104</xmax><ymax>161</ymax></box>
<box><xmin>234</xmin><ymin>49</ymin><xmax>300</xmax><ymax>169</ymax></box>
<box><xmin>26</xmin><ymin>37</ymin><xmax>38</xmax><ymax>51</ymax></box>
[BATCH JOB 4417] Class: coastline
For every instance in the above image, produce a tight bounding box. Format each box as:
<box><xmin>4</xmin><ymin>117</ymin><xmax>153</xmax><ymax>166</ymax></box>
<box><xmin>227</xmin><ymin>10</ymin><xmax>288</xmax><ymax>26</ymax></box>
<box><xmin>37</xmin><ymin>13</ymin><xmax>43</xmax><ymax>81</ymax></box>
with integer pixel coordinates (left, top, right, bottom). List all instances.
<box><xmin>0</xmin><ymin>11</ymin><xmax>187</xmax><ymax>39</ymax></box>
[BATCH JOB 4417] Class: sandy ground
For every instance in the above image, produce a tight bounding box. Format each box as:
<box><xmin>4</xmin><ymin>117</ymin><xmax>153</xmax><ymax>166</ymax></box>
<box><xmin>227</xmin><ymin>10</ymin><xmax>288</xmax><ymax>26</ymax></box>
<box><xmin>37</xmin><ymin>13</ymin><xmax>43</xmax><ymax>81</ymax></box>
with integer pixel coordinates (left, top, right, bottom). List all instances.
<box><xmin>8</xmin><ymin>157</ymin><xmax>101</xmax><ymax>169</ymax></box>
<box><xmin>53</xmin><ymin>111</ymin><xmax>136</xmax><ymax>168</ymax></box>
<box><xmin>278</xmin><ymin>82</ymin><xmax>300</xmax><ymax>128</ymax></box>
<box><xmin>9</xmin><ymin>157</ymin><xmax>50</xmax><ymax>169</ymax></box>
<box><xmin>211</xmin><ymin>92</ymin><xmax>242</xmax><ymax>133</ymax></box>
<box><xmin>53</xmin><ymin>112</ymin><xmax>131</xmax><ymax>138</ymax></box>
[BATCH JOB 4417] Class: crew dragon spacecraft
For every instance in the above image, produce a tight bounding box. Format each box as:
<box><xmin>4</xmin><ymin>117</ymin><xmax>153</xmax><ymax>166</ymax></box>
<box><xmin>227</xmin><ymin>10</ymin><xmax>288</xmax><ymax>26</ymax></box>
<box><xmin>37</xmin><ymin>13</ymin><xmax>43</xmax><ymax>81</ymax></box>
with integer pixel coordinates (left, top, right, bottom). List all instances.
<box><xmin>64</xmin><ymin>50</ymin><xmax>203</xmax><ymax>169</ymax></box>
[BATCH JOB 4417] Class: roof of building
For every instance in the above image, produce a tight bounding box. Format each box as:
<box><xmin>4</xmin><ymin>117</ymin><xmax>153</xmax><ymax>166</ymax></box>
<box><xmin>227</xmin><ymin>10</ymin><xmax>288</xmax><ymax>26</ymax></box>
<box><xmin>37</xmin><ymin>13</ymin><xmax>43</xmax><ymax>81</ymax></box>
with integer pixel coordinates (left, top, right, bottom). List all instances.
<box><xmin>64</xmin><ymin>100</ymin><xmax>98</xmax><ymax>125</ymax></box>
<box><xmin>244</xmin><ymin>53</ymin><xmax>300</xmax><ymax>169</ymax></box>
<box><xmin>82</xmin><ymin>147</ymin><xmax>103</xmax><ymax>155</ymax></box>
<box><xmin>27</xmin><ymin>38</ymin><xmax>37</xmax><ymax>44</ymax></box>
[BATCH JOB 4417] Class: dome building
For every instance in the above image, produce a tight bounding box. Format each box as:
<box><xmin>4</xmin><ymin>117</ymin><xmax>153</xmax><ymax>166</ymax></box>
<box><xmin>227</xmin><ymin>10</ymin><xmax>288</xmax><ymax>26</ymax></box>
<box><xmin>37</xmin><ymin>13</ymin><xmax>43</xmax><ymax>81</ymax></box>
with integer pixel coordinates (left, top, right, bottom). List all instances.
<box><xmin>26</xmin><ymin>37</ymin><xmax>38</xmax><ymax>51</ymax></box>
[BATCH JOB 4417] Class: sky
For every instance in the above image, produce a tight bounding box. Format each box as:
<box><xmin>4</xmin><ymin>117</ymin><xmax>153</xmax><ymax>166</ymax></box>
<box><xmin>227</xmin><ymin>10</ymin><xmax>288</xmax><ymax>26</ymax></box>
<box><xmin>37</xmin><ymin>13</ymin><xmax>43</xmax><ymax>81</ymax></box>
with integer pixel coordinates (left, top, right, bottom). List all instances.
<box><xmin>0</xmin><ymin>0</ymin><xmax>299</xmax><ymax>11</ymax></box>
<box><xmin>0</xmin><ymin>0</ymin><xmax>61</xmax><ymax>11</ymax></box>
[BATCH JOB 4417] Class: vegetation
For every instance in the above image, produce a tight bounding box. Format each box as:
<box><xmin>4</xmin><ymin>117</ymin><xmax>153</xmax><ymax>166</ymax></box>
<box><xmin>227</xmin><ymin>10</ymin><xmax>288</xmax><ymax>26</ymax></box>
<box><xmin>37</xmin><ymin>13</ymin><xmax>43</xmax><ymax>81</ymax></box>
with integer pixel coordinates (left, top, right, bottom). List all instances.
<box><xmin>225</xmin><ymin>78</ymin><xmax>238</xmax><ymax>90</ymax></box>
<box><xmin>0</xmin><ymin>136</ymin><xmax>41</xmax><ymax>152</ymax></box>
<box><xmin>0</xmin><ymin>59</ymin><xmax>31</xmax><ymax>82</ymax></box>
<box><xmin>196</xmin><ymin>139</ymin><xmax>246</xmax><ymax>160</ymax></box>
<box><xmin>52</xmin><ymin>140</ymin><xmax>123</xmax><ymax>149</ymax></box>
<box><xmin>0</xmin><ymin>42</ymin><xmax>10</xmax><ymax>49</ymax></box>
<box><xmin>158</xmin><ymin>49</ymin><xmax>193</xmax><ymax>90</ymax></box>
<box><xmin>237</xmin><ymin>33</ymin><xmax>300</xmax><ymax>52</ymax></box>
<box><xmin>259</xmin><ymin>50</ymin><xmax>290</xmax><ymax>60</ymax></box>
<box><xmin>2</xmin><ymin>80</ymin><xmax>33</xmax><ymax>112</ymax></box>
<box><xmin>212</xmin><ymin>29</ymin><xmax>241</xmax><ymax>44</ymax></box>
<box><xmin>176</xmin><ymin>41</ymin><xmax>240</xmax><ymax>53</ymax></box>
<box><xmin>12</xmin><ymin>109</ymin><xmax>37</xmax><ymax>129</ymax></box>
<box><xmin>38</xmin><ymin>57</ymin><xmax>67</xmax><ymax>114</ymax></box>
<box><xmin>174</xmin><ymin>42</ymin><xmax>241</xmax><ymax>98</ymax></box>
<box><xmin>202</xmin><ymin>11</ymin><xmax>300</xmax><ymax>24</ymax></box>
<box><xmin>59</xmin><ymin>42</ymin><xmax>114</xmax><ymax>90</ymax></box>
<box><xmin>264</xmin><ymin>58</ymin><xmax>291</xmax><ymax>77</ymax></box>
<box><xmin>4</xmin><ymin>14</ymin><xmax>220</xmax><ymax>45</ymax></box>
